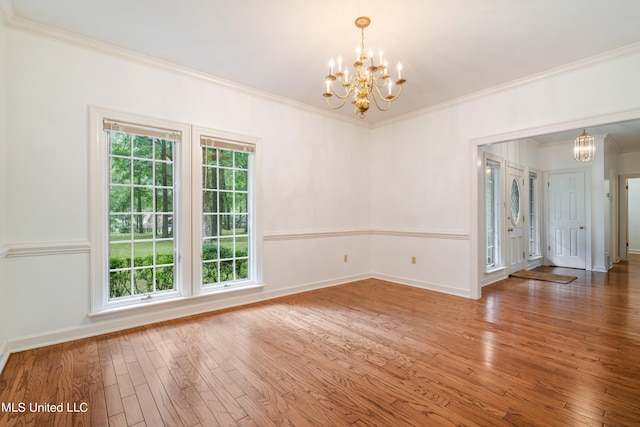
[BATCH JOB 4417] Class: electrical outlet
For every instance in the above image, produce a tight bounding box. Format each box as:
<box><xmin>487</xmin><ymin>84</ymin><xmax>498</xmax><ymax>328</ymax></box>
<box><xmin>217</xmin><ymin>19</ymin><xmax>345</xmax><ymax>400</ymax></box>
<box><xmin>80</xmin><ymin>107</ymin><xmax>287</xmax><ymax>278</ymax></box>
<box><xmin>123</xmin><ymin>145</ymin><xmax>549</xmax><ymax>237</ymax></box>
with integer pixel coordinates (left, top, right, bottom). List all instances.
<box><xmin>344</xmin><ymin>254</ymin><xmax>348</xmax><ymax>262</ymax></box>
<box><xmin>411</xmin><ymin>256</ymin><xmax>416</xmax><ymax>264</ymax></box>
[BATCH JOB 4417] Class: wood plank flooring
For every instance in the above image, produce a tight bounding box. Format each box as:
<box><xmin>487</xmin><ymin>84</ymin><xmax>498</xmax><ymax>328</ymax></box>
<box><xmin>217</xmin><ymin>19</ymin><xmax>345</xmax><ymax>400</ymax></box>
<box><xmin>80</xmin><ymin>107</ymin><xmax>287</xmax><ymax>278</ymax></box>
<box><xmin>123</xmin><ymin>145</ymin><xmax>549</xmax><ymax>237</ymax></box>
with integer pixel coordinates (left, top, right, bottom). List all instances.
<box><xmin>1</xmin><ymin>256</ymin><xmax>639</xmax><ymax>426</ymax></box>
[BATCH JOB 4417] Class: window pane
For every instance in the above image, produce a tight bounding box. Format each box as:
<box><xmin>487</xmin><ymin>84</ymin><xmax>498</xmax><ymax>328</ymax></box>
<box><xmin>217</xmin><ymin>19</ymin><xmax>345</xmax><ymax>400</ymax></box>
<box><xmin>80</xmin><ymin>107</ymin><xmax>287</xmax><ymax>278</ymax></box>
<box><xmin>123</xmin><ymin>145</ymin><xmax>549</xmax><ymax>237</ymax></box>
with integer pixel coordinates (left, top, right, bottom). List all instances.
<box><xmin>220</xmin><ymin>260</ymin><xmax>234</xmax><ymax>282</ymax></box>
<box><xmin>156</xmin><ymin>266</ymin><xmax>174</xmax><ymax>290</ymax></box>
<box><xmin>203</xmin><ymin>167</ymin><xmax>217</xmax><ymax>189</ymax></box>
<box><xmin>134</xmin><ymin>268</ymin><xmax>153</xmax><ymax>294</ymax></box>
<box><xmin>219</xmin><ymin>169</ymin><xmax>234</xmax><ymax>191</ymax></box>
<box><xmin>110</xmin><ymin>215</ymin><xmax>131</xmax><ymax>238</ymax></box>
<box><xmin>111</xmin><ymin>157</ymin><xmax>131</xmax><ymax>184</ymax></box>
<box><xmin>155</xmin><ymin>140</ymin><xmax>173</xmax><ymax>161</ymax></box>
<box><xmin>155</xmin><ymin>189</ymin><xmax>173</xmax><ymax>213</ymax></box>
<box><xmin>109</xmin><ymin>242</ymin><xmax>131</xmax><ymax>268</ymax></box>
<box><xmin>155</xmin><ymin>214</ymin><xmax>173</xmax><ymax>238</ymax></box>
<box><xmin>219</xmin><ymin>150</ymin><xmax>233</xmax><ymax>167</ymax></box>
<box><xmin>219</xmin><ymin>193</ymin><xmax>233</xmax><ymax>213</ymax></box>
<box><xmin>202</xmin><ymin>240</ymin><xmax>218</xmax><ymax>260</ymax></box>
<box><xmin>132</xmin><ymin>214</ymin><xmax>151</xmax><ymax>239</ymax></box>
<box><xmin>204</xmin><ymin>147</ymin><xmax>217</xmax><ymax>166</ymax></box>
<box><xmin>110</xmin><ymin>132</ymin><xmax>130</xmax><ymax>156</ymax></box>
<box><xmin>235</xmin><ymin>152</ymin><xmax>248</xmax><ymax>169</ymax></box>
<box><xmin>110</xmin><ymin>271</ymin><xmax>131</xmax><ymax>298</ymax></box>
<box><xmin>155</xmin><ymin>240</ymin><xmax>174</xmax><ymax>264</ymax></box>
<box><xmin>203</xmin><ymin>261</ymin><xmax>218</xmax><ymax>284</ymax></box>
<box><xmin>110</xmin><ymin>186</ymin><xmax>131</xmax><ymax>213</ymax></box>
<box><xmin>220</xmin><ymin>215</ymin><xmax>234</xmax><ymax>234</ymax></box>
<box><xmin>235</xmin><ymin>170</ymin><xmax>248</xmax><ymax>191</ymax></box>
<box><xmin>203</xmin><ymin>215</ymin><xmax>218</xmax><ymax>238</ymax></box>
<box><xmin>203</xmin><ymin>191</ymin><xmax>218</xmax><ymax>213</ymax></box>
<box><xmin>134</xmin><ymin>242</ymin><xmax>153</xmax><ymax>267</ymax></box>
<box><xmin>133</xmin><ymin>160</ymin><xmax>153</xmax><ymax>185</ymax></box>
<box><xmin>235</xmin><ymin>193</ymin><xmax>247</xmax><ymax>213</ymax></box>
<box><xmin>133</xmin><ymin>136</ymin><xmax>153</xmax><ymax>158</ymax></box>
<box><xmin>155</xmin><ymin>162</ymin><xmax>173</xmax><ymax>187</ymax></box>
<box><xmin>133</xmin><ymin>187</ymin><xmax>153</xmax><ymax>212</ymax></box>
<box><xmin>235</xmin><ymin>258</ymin><xmax>248</xmax><ymax>280</ymax></box>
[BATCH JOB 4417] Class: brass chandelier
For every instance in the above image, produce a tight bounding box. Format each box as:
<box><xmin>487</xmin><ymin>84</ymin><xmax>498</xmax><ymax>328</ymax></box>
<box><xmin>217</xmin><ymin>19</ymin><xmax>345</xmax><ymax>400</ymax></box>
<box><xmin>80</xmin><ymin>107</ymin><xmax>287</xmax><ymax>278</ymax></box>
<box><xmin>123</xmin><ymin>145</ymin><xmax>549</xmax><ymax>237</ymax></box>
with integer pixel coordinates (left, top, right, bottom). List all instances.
<box><xmin>323</xmin><ymin>16</ymin><xmax>406</xmax><ymax>119</ymax></box>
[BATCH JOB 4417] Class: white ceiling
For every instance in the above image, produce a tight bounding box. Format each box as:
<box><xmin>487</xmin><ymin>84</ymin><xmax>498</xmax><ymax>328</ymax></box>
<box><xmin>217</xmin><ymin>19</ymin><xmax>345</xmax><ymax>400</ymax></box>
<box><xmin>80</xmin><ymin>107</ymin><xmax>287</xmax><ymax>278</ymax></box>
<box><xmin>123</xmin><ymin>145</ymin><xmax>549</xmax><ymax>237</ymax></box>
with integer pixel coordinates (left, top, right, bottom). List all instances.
<box><xmin>4</xmin><ymin>0</ymin><xmax>640</xmax><ymax>147</ymax></box>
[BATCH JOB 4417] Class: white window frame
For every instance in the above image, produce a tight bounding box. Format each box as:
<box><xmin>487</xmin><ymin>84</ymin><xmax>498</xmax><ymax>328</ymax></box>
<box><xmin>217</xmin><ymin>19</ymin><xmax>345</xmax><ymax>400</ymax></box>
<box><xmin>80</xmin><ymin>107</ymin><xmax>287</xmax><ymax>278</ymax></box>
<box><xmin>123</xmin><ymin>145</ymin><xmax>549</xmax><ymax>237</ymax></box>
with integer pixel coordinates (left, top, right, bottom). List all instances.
<box><xmin>484</xmin><ymin>155</ymin><xmax>502</xmax><ymax>271</ymax></box>
<box><xmin>90</xmin><ymin>107</ymin><xmax>192</xmax><ymax>313</ymax></box>
<box><xmin>191</xmin><ymin>126</ymin><xmax>263</xmax><ymax>295</ymax></box>
<box><xmin>528</xmin><ymin>170</ymin><xmax>541</xmax><ymax>259</ymax></box>
<box><xmin>90</xmin><ymin>108</ymin><xmax>263</xmax><ymax>315</ymax></box>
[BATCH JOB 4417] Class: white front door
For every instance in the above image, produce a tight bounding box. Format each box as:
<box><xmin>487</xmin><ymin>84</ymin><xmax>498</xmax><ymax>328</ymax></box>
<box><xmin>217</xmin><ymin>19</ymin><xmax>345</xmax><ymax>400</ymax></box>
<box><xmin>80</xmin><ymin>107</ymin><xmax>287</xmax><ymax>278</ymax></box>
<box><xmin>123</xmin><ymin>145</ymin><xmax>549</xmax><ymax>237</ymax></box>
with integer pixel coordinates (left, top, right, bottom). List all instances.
<box><xmin>547</xmin><ymin>171</ymin><xmax>587</xmax><ymax>269</ymax></box>
<box><xmin>506</xmin><ymin>164</ymin><xmax>526</xmax><ymax>274</ymax></box>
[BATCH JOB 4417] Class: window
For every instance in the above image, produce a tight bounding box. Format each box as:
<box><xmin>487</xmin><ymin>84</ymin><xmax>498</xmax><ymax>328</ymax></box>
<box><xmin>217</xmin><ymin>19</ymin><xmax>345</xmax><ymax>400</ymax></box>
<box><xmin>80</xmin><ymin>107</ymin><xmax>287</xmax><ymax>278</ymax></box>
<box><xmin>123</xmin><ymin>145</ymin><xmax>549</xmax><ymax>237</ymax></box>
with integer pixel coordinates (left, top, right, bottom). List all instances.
<box><xmin>485</xmin><ymin>158</ymin><xmax>501</xmax><ymax>269</ymax></box>
<box><xmin>90</xmin><ymin>108</ymin><xmax>262</xmax><ymax>314</ymax></box>
<box><xmin>106</xmin><ymin>123</ymin><xmax>179</xmax><ymax>300</ymax></box>
<box><xmin>198</xmin><ymin>134</ymin><xmax>255</xmax><ymax>290</ymax></box>
<box><xmin>529</xmin><ymin>172</ymin><xmax>540</xmax><ymax>257</ymax></box>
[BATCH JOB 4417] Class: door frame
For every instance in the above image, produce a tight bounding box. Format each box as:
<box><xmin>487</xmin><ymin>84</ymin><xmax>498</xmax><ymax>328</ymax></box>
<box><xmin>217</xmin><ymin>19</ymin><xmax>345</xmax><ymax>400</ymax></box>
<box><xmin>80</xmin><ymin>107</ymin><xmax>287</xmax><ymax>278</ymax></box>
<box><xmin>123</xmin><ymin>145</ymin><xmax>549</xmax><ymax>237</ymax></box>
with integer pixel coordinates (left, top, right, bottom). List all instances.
<box><xmin>543</xmin><ymin>167</ymin><xmax>592</xmax><ymax>270</ymax></box>
<box><xmin>470</xmin><ymin>107</ymin><xmax>640</xmax><ymax>300</ymax></box>
<box><xmin>619</xmin><ymin>174</ymin><xmax>640</xmax><ymax>261</ymax></box>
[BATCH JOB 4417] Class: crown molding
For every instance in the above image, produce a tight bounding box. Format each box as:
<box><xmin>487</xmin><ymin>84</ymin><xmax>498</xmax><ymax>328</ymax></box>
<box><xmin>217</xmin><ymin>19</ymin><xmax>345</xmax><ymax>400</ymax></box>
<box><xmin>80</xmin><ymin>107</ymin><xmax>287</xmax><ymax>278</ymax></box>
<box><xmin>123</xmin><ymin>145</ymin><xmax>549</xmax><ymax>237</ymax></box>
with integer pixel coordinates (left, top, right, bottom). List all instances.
<box><xmin>3</xmin><ymin>12</ymin><xmax>369</xmax><ymax>129</ymax></box>
<box><xmin>374</xmin><ymin>40</ymin><xmax>640</xmax><ymax>129</ymax></box>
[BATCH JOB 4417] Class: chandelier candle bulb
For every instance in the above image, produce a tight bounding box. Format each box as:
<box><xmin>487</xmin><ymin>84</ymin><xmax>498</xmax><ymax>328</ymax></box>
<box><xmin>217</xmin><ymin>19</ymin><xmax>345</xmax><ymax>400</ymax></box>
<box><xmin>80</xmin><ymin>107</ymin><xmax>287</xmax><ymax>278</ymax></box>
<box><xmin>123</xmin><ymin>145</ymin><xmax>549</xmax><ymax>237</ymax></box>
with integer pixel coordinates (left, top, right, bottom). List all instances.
<box><xmin>397</xmin><ymin>63</ymin><xmax>402</xmax><ymax>80</ymax></box>
<box><xmin>337</xmin><ymin>56</ymin><xmax>342</xmax><ymax>72</ymax></box>
<box><xmin>329</xmin><ymin>59</ymin><xmax>334</xmax><ymax>75</ymax></box>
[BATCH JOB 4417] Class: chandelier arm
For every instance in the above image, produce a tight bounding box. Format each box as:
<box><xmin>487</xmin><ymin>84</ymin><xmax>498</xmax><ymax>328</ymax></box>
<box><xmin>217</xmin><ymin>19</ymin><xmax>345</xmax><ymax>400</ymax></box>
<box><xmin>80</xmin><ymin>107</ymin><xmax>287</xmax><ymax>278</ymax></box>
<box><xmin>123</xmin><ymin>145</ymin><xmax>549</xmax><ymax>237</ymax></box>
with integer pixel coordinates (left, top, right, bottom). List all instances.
<box><xmin>330</xmin><ymin>76</ymin><xmax>356</xmax><ymax>99</ymax></box>
<box><xmin>325</xmin><ymin>93</ymin><xmax>351</xmax><ymax>110</ymax></box>
<box><xmin>370</xmin><ymin>90</ymin><xmax>393</xmax><ymax>112</ymax></box>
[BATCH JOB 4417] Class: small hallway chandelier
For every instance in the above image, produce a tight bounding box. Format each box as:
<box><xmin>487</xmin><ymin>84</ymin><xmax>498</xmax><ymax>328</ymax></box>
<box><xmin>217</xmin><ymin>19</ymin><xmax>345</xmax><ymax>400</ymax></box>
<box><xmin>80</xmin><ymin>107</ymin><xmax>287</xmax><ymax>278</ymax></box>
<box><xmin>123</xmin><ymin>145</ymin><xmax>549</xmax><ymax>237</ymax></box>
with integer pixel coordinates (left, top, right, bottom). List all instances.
<box><xmin>323</xmin><ymin>16</ymin><xmax>406</xmax><ymax>119</ymax></box>
<box><xmin>574</xmin><ymin>129</ymin><xmax>596</xmax><ymax>161</ymax></box>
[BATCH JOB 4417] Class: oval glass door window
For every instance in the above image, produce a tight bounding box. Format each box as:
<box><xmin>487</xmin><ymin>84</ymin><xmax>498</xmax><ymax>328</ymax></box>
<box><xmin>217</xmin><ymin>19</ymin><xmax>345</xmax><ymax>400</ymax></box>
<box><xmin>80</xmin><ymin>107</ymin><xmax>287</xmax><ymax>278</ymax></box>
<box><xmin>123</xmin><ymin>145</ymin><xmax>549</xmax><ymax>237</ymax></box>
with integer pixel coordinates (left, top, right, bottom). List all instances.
<box><xmin>510</xmin><ymin>178</ymin><xmax>520</xmax><ymax>225</ymax></box>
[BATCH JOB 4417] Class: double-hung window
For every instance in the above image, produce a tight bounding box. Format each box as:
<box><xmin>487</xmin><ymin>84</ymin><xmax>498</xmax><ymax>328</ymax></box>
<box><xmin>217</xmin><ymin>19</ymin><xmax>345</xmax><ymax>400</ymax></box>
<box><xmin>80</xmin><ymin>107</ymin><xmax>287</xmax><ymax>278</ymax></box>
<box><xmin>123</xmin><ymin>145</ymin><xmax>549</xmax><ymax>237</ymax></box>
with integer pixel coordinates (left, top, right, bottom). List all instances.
<box><xmin>194</xmin><ymin>128</ymin><xmax>258</xmax><ymax>292</ymax></box>
<box><xmin>91</xmin><ymin>108</ymin><xmax>261</xmax><ymax>314</ymax></box>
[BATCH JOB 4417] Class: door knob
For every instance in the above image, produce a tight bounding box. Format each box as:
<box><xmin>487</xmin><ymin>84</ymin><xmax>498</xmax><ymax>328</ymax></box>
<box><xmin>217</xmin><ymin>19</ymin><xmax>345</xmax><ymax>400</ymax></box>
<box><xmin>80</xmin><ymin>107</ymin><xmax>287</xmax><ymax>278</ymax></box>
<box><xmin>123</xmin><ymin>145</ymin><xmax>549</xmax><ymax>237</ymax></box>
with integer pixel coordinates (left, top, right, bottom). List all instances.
<box><xmin>507</xmin><ymin>227</ymin><xmax>513</xmax><ymax>232</ymax></box>
<box><xmin>579</xmin><ymin>225</ymin><xmax>584</xmax><ymax>229</ymax></box>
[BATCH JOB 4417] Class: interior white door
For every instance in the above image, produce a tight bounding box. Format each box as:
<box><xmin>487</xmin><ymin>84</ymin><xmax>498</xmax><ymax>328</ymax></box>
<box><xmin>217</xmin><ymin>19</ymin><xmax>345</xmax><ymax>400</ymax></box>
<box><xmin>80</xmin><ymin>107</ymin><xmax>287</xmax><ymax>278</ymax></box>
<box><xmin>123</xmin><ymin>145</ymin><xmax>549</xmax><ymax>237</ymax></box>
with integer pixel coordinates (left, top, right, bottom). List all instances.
<box><xmin>547</xmin><ymin>171</ymin><xmax>587</xmax><ymax>269</ymax></box>
<box><xmin>506</xmin><ymin>165</ymin><xmax>526</xmax><ymax>274</ymax></box>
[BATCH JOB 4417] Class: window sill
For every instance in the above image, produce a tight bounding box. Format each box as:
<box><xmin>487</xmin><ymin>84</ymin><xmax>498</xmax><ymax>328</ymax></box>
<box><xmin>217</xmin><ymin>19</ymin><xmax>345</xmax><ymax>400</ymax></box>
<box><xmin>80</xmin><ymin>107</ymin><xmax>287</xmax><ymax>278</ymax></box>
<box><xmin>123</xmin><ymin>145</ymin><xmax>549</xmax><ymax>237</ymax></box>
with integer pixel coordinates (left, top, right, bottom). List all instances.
<box><xmin>89</xmin><ymin>283</ymin><xmax>265</xmax><ymax>321</ymax></box>
<box><xmin>485</xmin><ymin>266</ymin><xmax>506</xmax><ymax>274</ymax></box>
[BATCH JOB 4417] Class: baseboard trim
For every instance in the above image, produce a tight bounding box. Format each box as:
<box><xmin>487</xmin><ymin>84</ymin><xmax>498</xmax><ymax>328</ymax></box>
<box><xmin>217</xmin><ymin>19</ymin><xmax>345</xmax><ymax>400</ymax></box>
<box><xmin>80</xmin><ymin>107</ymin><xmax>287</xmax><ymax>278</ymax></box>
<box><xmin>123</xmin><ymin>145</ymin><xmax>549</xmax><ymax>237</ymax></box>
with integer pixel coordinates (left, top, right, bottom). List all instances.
<box><xmin>6</xmin><ymin>273</ymin><xmax>371</xmax><ymax>354</ymax></box>
<box><xmin>0</xmin><ymin>341</ymin><xmax>8</xmax><ymax>375</ymax></box>
<box><xmin>371</xmin><ymin>272</ymin><xmax>471</xmax><ymax>298</ymax></box>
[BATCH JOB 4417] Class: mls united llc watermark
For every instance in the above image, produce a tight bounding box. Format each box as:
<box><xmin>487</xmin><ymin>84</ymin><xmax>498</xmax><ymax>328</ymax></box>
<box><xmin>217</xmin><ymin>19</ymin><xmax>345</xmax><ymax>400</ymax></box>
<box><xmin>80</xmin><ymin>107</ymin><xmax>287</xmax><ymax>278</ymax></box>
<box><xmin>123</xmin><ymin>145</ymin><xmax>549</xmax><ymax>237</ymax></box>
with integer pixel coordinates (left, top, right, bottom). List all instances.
<box><xmin>1</xmin><ymin>401</ymin><xmax>88</xmax><ymax>413</ymax></box>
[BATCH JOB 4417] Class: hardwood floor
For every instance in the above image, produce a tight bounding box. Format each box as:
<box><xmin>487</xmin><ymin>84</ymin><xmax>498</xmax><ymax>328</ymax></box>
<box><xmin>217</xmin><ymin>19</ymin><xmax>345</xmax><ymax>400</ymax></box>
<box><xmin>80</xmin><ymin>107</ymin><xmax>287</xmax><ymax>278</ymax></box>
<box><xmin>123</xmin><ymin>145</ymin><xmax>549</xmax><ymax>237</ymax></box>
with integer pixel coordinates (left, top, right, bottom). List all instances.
<box><xmin>1</xmin><ymin>257</ymin><xmax>639</xmax><ymax>426</ymax></box>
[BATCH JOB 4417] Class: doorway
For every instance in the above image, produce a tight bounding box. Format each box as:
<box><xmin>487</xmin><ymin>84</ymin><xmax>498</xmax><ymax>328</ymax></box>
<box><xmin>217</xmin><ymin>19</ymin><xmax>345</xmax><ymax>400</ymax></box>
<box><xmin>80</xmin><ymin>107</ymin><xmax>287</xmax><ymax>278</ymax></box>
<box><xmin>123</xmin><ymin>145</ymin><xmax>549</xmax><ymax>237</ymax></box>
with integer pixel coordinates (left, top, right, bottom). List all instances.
<box><xmin>619</xmin><ymin>175</ymin><xmax>640</xmax><ymax>260</ymax></box>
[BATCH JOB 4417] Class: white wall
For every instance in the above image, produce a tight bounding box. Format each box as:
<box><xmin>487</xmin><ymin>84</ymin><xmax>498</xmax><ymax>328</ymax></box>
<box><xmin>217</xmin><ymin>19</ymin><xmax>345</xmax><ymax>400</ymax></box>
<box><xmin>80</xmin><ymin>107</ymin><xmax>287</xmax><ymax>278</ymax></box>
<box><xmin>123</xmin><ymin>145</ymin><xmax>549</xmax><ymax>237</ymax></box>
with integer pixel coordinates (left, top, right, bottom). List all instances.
<box><xmin>628</xmin><ymin>178</ymin><xmax>640</xmax><ymax>253</ymax></box>
<box><xmin>372</xmin><ymin>44</ymin><xmax>640</xmax><ymax>297</ymax></box>
<box><xmin>4</xmin><ymin>28</ymin><xmax>372</xmax><ymax>350</ymax></box>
